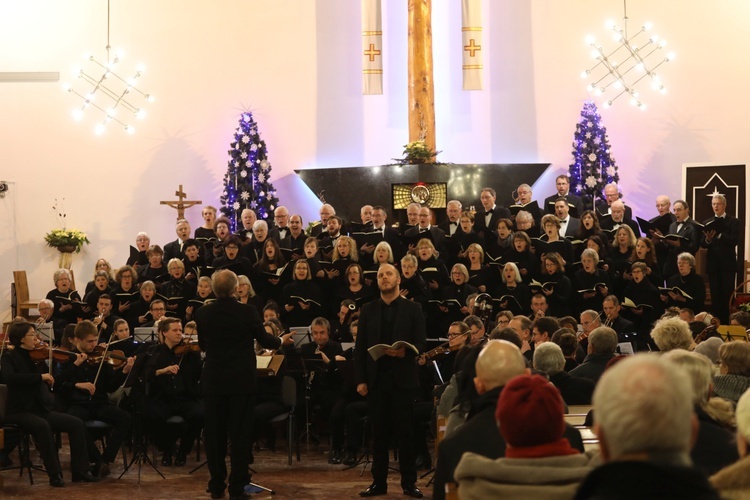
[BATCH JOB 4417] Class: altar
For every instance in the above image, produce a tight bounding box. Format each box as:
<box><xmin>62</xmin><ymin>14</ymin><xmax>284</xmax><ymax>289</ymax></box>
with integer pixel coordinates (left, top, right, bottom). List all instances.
<box><xmin>295</xmin><ymin>163</ymin><xmax>550</xmax><ymax>225</ymax></box>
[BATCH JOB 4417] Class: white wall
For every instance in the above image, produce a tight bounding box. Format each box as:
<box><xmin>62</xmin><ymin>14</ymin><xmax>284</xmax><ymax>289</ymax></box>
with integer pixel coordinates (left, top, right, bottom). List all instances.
<box><xmin>1</xmin><ymin>0</ymin><xmax>748</xmax><ymax>321</ymax></box>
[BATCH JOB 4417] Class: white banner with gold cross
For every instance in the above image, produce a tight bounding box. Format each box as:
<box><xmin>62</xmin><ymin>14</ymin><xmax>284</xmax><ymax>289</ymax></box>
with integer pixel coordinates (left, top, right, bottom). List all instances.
<box><xmin>462</xmin><ymin>0</ymin><xmax>483</xmax><ymax>90</ymax></box>
<box><xmin>362</xmin><ymin>0</ymin><xmax>383</xmax><ymax>95</ymax></box>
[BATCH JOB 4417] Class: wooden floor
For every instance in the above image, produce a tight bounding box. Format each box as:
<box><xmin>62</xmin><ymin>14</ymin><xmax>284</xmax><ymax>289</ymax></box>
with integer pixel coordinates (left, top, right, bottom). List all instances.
<box><xmin>1</xmin><ymin>440</ymin><xmax>435</xmax><ymax>499</ymax></box>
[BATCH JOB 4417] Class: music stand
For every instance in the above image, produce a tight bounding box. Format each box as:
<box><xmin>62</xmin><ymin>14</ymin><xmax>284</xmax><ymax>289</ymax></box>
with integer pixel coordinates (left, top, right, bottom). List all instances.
<box><xmin>119</xmin><ymin>349</ymin><xmax>165</xmax><ymax>482</ymax></box>
<box><xmin>35</xmin><ymin>322</ymin><xmax>54</xmax><ymax>344</ymax></box>
<box><xmin>133</xmin><ymin>327</ymin><xmax>158</xmax><ymax>343</ymax></box>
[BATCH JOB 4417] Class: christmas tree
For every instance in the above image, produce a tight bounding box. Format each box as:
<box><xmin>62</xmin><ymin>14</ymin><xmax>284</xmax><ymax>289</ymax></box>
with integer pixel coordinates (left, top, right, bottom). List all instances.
<box><xmin>220</xmin><ymin>112</ymin><xmax>279</xmax><ymax>231</ymax></box>
<box><xmin>568</xmin><ymin>101</ymin><xmax>619</xmax><ymax>210</ymax></box>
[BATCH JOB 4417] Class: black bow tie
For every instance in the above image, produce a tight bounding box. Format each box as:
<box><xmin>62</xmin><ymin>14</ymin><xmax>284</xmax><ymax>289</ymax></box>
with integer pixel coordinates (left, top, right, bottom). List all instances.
<box><xmin>420</xmin><ymin>228</ymin><xmax>428</xmax><ymax>233</ymax></box>
<box><xmin>486</xmin><ymin>209</ymin><xmax>494</xmax><ymax>215</ymax></box>
<box><xmin>450</xmin><ymin>221</ymin><xmax>458</xmax><ymax>226</ymax></box>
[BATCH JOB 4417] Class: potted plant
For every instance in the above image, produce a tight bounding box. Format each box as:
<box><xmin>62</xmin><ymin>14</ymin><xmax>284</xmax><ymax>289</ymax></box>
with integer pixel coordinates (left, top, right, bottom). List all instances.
<box><xmin>44</xmin><ymin>228</ymin><xmax>90</xmax><ymax>253</ymax></box>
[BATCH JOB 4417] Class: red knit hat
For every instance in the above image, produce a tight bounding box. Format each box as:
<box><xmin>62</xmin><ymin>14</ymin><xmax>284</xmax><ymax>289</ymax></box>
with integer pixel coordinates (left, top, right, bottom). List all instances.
<box><xmin>495</xmin><ymin>374</ymin><xmax>566</xmax><ymax>448</ymax></box>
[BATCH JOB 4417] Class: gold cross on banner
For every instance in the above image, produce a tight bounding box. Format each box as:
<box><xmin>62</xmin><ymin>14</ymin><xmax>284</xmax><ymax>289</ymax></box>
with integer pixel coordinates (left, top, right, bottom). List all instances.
<box><xmin>160</xmin><ymin>184</ymin><xmax>202</xmax><ymax>220</ymax></box>
<box><xmin>464</xmin><ymin>38</ymin><xmax>481</xmax><ymax>57</ymax></box>
<box><xmin>364</xmin><ymin>43</ymin><xmax>381</xmax><ymax>62</ymax></box>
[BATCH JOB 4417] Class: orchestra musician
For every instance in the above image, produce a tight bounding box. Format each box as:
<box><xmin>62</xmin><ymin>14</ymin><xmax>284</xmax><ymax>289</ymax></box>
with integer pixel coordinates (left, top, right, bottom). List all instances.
<box><xmin>143</xmin><ymin>317</ymin><xmax>204</xmax><ymax>467</ymax></box>
<box><xmin>0</xmin><ymin>321</ymin><xmax>99</xmax><ymax>486</ymax></box>
<box><xmin>55</xmin><ymin>320</ymin><xmax>134</xmax><ymax>477</ymax></box>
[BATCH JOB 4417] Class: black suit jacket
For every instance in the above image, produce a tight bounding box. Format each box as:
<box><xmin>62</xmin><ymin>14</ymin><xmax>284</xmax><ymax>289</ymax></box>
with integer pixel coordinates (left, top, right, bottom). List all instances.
<box><xmin>663</xmin><ymin>218</ymin><xmax>702</xmax><ymax>278</ymax></box>
<box><xmin>268</xmin><ymin>225</ymin><xmax>290</xmax><ymax>243</ymax></box>
<box><xmin>561</xmin><ymin>217</ymin><xmax>580</xmax><ymax>238</ymax></box>
<box><xmin>354</xmin><ymin>296</ymin><xmax>426</xmax><ymax>391</ymax></box>
<box><xmin>404</xmin><ymin>225</ymin><xmax>448</xmax><ymax>256</ymax></box>
<box><xmin>196</xmin><ymin>297</ymin><xmax>282</xmax><ymax>396</ymax></box>
<box><xmin>700</xmin><ymin>215</ymin><xmax>740</xmax><ymax>273</ymax></box>
<box><xmin>595</xmin><ymin>200</ymin><xmax>633</xmax><ymax>221</ymax></box>
<box><xmin>544</xmin><ymin>193</ymin><xmax>585</xmax><ymax>218</ymax></box>
<box><xmin>474</xmin><ymin>206</ymin><xmax>511</xmax><ymax>245</ymax></box>
<box><xmin>163</xmin><ymin>239</ymin><xmax>187</xmax><ymax>262</ymax></box>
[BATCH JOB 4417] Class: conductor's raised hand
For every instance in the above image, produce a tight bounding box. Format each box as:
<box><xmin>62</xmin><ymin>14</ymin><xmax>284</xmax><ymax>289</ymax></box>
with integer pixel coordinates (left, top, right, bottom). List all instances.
<box><xmin>280</xmin><ymin>332</ymin><xmax>294</xmax><ymax>345</ymax></box>
<box><xmin>357</xmin><ymin>383</ymin><xmax>368</xmax><ymax>396</ymax></box>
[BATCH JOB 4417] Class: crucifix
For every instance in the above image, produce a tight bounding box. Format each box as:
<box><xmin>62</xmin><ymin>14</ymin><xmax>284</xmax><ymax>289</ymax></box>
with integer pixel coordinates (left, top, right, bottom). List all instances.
<box><xmin>160</xmin><ymin>185</ymin><xmax>202</xmax><ymax>220</ymax></box>
<box><xmin>408</xmin><ymin>0</ymin><xmax>436</xmax><ymax>162</ymax></box>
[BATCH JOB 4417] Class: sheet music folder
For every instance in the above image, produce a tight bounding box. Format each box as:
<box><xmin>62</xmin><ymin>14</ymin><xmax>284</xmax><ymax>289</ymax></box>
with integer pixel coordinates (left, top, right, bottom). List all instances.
<box><xmin>256</xmin><ymin>354</ymin><xmax>285</xmax><ymax>377</ymax></box>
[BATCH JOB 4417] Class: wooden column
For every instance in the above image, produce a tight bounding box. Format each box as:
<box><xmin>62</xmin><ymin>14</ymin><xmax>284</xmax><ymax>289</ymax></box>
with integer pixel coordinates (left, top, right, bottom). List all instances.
<box><xmin>408</xmin><ymin>0</ymin><xmax>436</xmax><ymax>162</ymax></box>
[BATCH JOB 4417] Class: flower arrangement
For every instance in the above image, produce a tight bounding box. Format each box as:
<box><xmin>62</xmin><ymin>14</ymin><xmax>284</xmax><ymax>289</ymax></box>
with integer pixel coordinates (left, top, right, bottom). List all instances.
<box><xmin>44</xmin><ymin>198</ymin><xmax>90</xmax><ymax>253</ymax></box>
<box><xmin>44</xmin><ymin>228</ymin><xmax>90</xmax><ymax>253</ymax></box>
<box><xmin>394</xmin><ymin>140</ymin><xmax>440</xmax><ymax>165</ymax></box>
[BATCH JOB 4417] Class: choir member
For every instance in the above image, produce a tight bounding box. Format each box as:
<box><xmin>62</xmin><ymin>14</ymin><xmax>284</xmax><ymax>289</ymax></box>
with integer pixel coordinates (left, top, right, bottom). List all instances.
<box><xmin>84</xmin><ymin>258</ymin><xmax>116</xmax><ymax>295</ymax></box>
<box><xmin>399</xmin><ymin>254</ymin><xmax>430</xmax><ymax>306</ymax></box>
<box><xmin>281</xmin><ymin>259</ymin><xmax>323</xmax><ymax>327</ymax></box>
<box><xmin>506</xmin><ymin>231</ymin><xmax>535</xmax><ymax>283</ymax></box>
<box><xmin>662</xmin><ymin>252</ymin><xmax>706</xmax><ymax>314</ymax></box>
<box><xmin>573</xmin><ymin>248</ymin><xmax>611</xmax><ymax>315</ymax></box>
<box><xmin>194</xmin><ymin>205</ymin><xmax>218</xmax><ymax>240</ymax></box>
<box><xmin>159</xmin><ymin>258</ymin><xmax>197</xmax><ymax>322</ymax></box>
<box><xmin>252</xmin><ymin>237</ymin><xmax>289</xmax><ymax>306</ymax></box>
<box><xmin>82</xmin><ymin>270</ymin><xmax>112</xmax><ymax>314</ymax></box>
<box><xmin>212</xmin><ymin>235</ymin><xmax>253</xmax><ymax>277</ymax></box>
<box><xmin>127</xmin><ymin>232</ymin><xmax>150</xmax><ymax>269</ymax></box>
<box><xmin>112</xmin><ymin>265</ymin><xmax>138</xmax><ymax>319</ymax></box>
<box><xmin>129</xmin><ymin>280</ymin><xmax>157</xmax><ymax>328</ymax></box>
<box><xmin>543</xmin><ymin>175</ymin><xmax>584</xmax><ymax>217</ymax></box>
<box><xmin>700</xmin><ymin>194</ymin><xmax>740</xmax><ymax>323</ymax></box>
<box><xmin>46</xmin><ymin>268</ymin><xmax>82</xmax><ymax>344</ymax></box>
<box><xmin>448</xmin><ymin>211</ymin><xmax>482</xmax><ymax>265</ymax></box>
<box><xmin>186</xmin><ymin>276</ymin><xmax>216</xmax><ymax>322</ymax></box>
<box><xmin>474</xmin><ymin>187</ymin><xmax>511</xmax><ymax>245</ymax></box>
<box><xmin>631</xmin><ymin>237</ymin><xmax>664</xmax><ymax>288</ymax></box>
<box><xmin>163</xmin><ymin>219</ymin><xmax>192</xmax><ymax>262</ymax></box>
<box><xmin>621</xmin><ymin>262</ymin><xmax>664</xmax><ymax>349</ymax></box>
<box><xmin>465</xmin><ymin>243</ymin><xmax>493</xmax><ymax>294</ymax></box>
<box><xmin>538</xmin><ymin>252</ymin><xmax>573</xmax><ymax>318</ymax></box>
<box><xmin>495</xmin><ymin>263</ymin><xmax>531</xmax><ymax>317</ymax></box>
<box><xmin>337</xmin><ymin>263</ymin><xmax>376</xmax><ymax>310</ymax></box>
<box><xmin>137</xmin><ymin>245</ymin><xmax>168</xmax><ymax>284</ymax></box>
<box><xmin>237</xmin><ymin>274</ymin><xmax>264</xmax><ymax>310</ymax></box>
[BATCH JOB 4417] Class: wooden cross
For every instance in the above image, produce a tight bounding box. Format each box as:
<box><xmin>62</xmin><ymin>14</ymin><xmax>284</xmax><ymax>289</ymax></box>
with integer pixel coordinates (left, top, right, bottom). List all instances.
<box><xmin>160</xmin><ymin>185</ymin><xmax>202</xmax><ymax>220</ymax></box>
<box><xmin>408</xmin><ymin>0</ymin><xmax>436</xmax><ymax>162</ymax></box>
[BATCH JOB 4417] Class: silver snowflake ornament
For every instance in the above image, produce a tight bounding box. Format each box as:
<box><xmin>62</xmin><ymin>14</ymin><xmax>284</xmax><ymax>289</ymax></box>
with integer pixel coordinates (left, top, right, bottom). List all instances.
<box><xmin>240</xmin><ymin>191</ymin><xmax>250</xmax><ymax>200</ymax></box>
<box><xmin>585</xmin><ymin>175</ymin><xmax>598</xmax><ymax>188</ymax></box>
<box><xmin>241</xmin><ymin>135</ymin><xmax>250</xmax><ymax>144</ymax></box>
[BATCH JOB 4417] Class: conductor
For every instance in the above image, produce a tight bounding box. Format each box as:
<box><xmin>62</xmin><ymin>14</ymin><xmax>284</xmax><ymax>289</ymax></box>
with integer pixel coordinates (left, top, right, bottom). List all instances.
<box><xmin>355</xmin><ymin>264</ymin><xmax>426</xmax><ymax>498</ymax></box>
<box><xmin>196</xmin><ymin>270</ymin><xmax>293</xmax><ymax>500</ymax></box>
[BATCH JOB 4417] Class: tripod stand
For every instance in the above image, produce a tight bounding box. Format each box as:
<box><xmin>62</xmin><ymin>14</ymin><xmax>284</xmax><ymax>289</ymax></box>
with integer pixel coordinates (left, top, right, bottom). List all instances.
<box><xmin>118</xmin><ymin>402</ymin><xmax>164</xmax><ymax>481</ymax></box>
<box><xmin>118</xmin><ymin>350</ymin><xmax>164</xmax><ymax>482</ymax></box>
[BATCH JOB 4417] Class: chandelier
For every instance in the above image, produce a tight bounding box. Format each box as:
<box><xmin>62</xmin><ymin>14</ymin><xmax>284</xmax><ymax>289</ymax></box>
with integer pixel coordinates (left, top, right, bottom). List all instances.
<box><xmin>62</xmin><ymin>0</ymin><xmax>154</xmax><ymax>134</ymax></box>
<box><xmin>581</xmin><ymin>1</ymin><xmax>675</xmax><ymax>110</ymax></box>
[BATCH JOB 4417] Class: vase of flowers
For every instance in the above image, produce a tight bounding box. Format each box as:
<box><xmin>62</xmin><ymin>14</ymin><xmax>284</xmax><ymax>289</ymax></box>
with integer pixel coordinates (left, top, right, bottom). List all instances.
<box><xmin>45</xmin><ymin>199</ymin><xmax>90</xmax><ymax>268</ymax></box>
<box><xmin>44</xmin><ymin>229</ymin><xmax>90</xmax><ymax>253</ymax></box>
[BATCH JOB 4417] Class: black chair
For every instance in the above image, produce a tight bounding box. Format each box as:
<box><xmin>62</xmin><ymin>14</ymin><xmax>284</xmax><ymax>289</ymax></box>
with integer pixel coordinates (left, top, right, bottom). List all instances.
<box><xmin>269</xmin><ymin>376</ymin><xmax>299</xmax><ymax>465</ymax></box>
<box><xmin>85</xmin><ymin>419</ymin><xmax>128</xmax><ymax>467</ymax></box>
<box><xmin>0</xmin><ymin>383</ymin><xmax>46</xmax><ymax>484</ymax></box>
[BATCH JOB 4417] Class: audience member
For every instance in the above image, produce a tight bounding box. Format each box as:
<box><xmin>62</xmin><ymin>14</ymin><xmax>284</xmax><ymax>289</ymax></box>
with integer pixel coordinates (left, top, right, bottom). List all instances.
<box><xmin>574</xmin><ymin>355</ymin><xmax>720</xmax><ymax>499</ymax></box>
<box><xmin>454</xmin><ymin>374</ymin><xmax>595</xmax><ymax>499</ymax></box>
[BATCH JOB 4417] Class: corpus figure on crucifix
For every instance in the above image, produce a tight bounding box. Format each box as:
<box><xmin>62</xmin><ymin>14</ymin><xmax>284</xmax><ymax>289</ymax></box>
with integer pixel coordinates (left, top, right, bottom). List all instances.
<box><xmin>160</xmin><ymin>185</ymin><xmax>202</xmax><ymax>221</ymax></box>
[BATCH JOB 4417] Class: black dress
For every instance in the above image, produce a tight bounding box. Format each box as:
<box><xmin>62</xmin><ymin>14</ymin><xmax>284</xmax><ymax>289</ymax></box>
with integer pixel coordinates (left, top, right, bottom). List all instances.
<box><xmin>280</xmin><ymin>280</ymin><xmax>323</xmax><ymax>327</ymax></box>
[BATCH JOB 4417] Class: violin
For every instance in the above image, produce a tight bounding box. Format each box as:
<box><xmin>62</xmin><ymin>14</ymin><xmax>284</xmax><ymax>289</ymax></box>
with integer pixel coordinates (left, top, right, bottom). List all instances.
<box><xmin>86</xmin><ymin>345</ymin><xmax>128</xmax><ymax>368</ymax></box>
<box><xmin>694</xmin><ymin>316</ymin><xmax>721</xmax><ymax>345</ymax></box>
<box><xmin>417</xmin><ymin>330</ymin><xmax>470</xmax><ymax>364</ymax></box>
<box><xmin>29</xmin><ymin>345</ymin><xmax>79</xmax><ymax>363</ymax></box>
<box><xmin>173</xmin><ymin>340</ymin><xmax>201</xmax><ymax>356</ymax></box>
